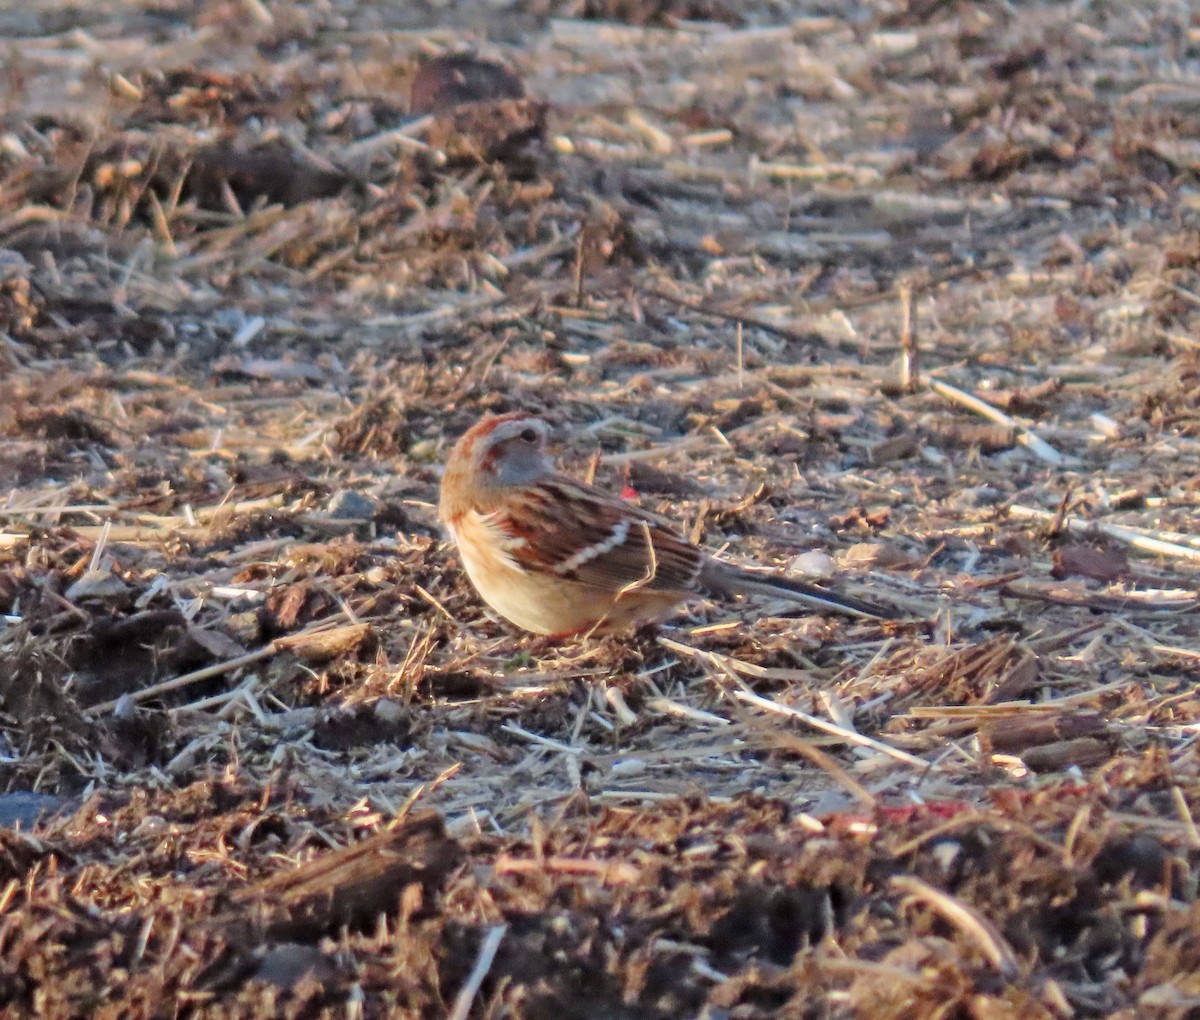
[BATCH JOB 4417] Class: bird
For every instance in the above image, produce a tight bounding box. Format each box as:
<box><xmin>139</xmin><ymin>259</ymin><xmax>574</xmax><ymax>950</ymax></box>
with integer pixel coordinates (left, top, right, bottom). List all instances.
<box><xmin>438</xmin><ymin>411</ymin><xmax>897</xmax><ymax>637</ymax></box>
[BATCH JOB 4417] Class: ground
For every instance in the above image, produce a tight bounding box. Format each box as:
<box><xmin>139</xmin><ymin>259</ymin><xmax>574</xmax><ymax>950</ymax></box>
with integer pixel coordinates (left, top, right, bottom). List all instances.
<box><xmin>2</xmin><ymin>0</ymin><xmax>1200</xmax><ymax>1017</ymax></box>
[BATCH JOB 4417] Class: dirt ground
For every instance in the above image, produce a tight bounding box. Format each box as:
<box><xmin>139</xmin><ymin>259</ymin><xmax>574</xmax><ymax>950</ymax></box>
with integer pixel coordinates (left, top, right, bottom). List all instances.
<box><xmin>3</xmin><ymin>0</ymin><xmax>1200</xmax><ymax>1016</ymax></box>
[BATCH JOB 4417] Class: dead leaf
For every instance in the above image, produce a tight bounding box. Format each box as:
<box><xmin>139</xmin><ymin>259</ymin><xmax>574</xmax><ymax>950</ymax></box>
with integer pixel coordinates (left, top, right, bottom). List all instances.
<box><xmin>186</xmin><ymin>626</ymin><xmax>248</xmax><ymax>660</ymax></box>
<box><xmin>66</xmin><ymin>570</ymin><xmax>131</xmax><ymax>602</ymax></box>
<box><xmin>841</xmin><ymin>542</ymin><xmax>912</xmax><ymax>569</ymax></box>
<box><xmin>1051</xmin><ymin>543</ymin><xmax>1129</xmax><ymax>582</ymax></box>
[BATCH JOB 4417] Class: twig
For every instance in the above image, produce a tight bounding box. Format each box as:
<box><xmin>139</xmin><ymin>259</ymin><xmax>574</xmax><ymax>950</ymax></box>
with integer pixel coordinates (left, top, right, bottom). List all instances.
<box><xmin>806</xmin><ymin>956</ymin><xmax>929</xmax><ymax>984</ymax></box>
<box><xmin>494</xmin><ymin>855</ymin><xmax>640</xmax><ymax>883</ymax></box>
<box><xmin>640</xmin><ymin>286</ymin><xmax>835</xmax><ymax>350</ymax></box>
<box><xmin>640</xmin><ymin>254</ymin><xmax>1009</xmax><ymax>334</ymax></box>
<box><xmin>746</xmin><ymin>722</ymin><xmax>877</xmax><ymax>807</ymax></box>
<box><xmin>728</xmin><ymin>684</ymin><xmax>931</xmax><ymax>770</ymax></box>
<box><xmin>1009</xmin><ymin>504</ymin><xmax>1200</xmax><ymax>563</ymax></box>
<box><xmin>338</xmin><ymin>117</ymin><xmax>436</xmax><ymax>167</ymax></box>
<box><xmin>898</xmin><ymin>283</ymin><xmax>918</xmax><ymax>392</ymax></box>
<box><xmin>890</xmin><ymin>875</ymin><xmax>1020</xmax><ymax>978</ymax></box>
<box><xmin>661</xmin><ymin>637</ymin><xmax>930</xmax><ymax>769</ymax></box>
<box><xmin>659</xmin><ymin>636</ymin><xmax>812</xmax><ymax>683</ymax></box>
<box><xmin>413</xmin><ymin>584</ymin><xmax>454</xmax><ymax>621</ymax></box>
<box><xmin>1001</xmin><ymin>578</ymin><xmax>1197</xmax><ymax>611</ymax></box>
<box><xmin>929</xmin><ymin>379</ymin><xmax>1070</xmax><ymax>465</ymax></box>
<box><xmin>735</xmin><ymin>320</ymin><xmax>744</xmax><ymax>391</ymax></box>
<box><xmin>645</xmin><ymin>698</ymin><xmax>730</xmax><ymax>727</ymax></box>
<box><xmin>890</xmin><ymin>812</ymin><xmax>1063</xmax><ymax>859</ymax></box>
<box><xmin>87</xmin><ymin>520</ymin><xmax>112</xmax><ymax>573</ymax></box>
<box><xmin>448</xmin><ymin>925</ymin><xmax>507</xmax><ymax>1020</ymax></box>
<box><xmin>1172</xmin><ymin>786</ymin><xmax>1200</xmax><ymax>850</ymax></box>
<box><xmin>84</xmin><ymin>643</ymin><xmax>282</xmax><ymax>717</ymax></box>
<box><xmin>170</xmin><ymin>675</ymin><xmax>261</xmax><ymax>718</ymax></box>
<box><xmin>1151</xmin><ymin>643</ymin><xmax>1200</xmax><ymax>660</ymax></box>
<box><xmin>1036</xmin><ymin>676</ymin><xmax>1139</xmax><ymax>708</ymax></box>
<box><xmin>597</xmin><ymin>434</ymin><xmax>711</xmax><ymax>466</ymax></box>
<box><xmin>83</xmin><ymin>622</ymin><xmax>349</xmax><ymax>717</ymax></box>
<box><xmin>501</xmin><ymin>723</ymin><xmax>583</xmax><ymax>756</ymax></box>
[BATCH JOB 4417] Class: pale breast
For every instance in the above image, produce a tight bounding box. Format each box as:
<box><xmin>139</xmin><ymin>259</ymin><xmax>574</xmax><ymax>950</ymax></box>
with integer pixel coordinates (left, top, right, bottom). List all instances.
<box><xmin>449</xmin><ymin>510</ymin><xmax>683</xmax><ymax>635</ymax></box>
<box><xmin>449</xmin><ymin>510</ymin><xmax>588</xmax><ymax>634</ymax></box>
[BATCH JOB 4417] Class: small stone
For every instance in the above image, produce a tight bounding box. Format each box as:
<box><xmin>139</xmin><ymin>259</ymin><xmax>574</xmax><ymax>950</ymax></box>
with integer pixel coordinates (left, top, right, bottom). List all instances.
<box><xmin>374</xmin><ymin>698</ymin><xmax>406</xmax><ymax>725</ymax></box>
<box><xmin>411</xmin><ymin>54</ymin><xmax>524</xmax><ymax>114</ymax></box>
<box><xmin>788</xmin><ymin>550</ymin><xmax>836</xmax><ymax>577</ymax></box>
<box><xmin>131</xmin><ymin>814</ymin><xmax>169</xmax><ymax>838</ymax></box>
<box><xmin>66</xmin><ymin>569</ymin><xmax>130</xmax><ymax>602</ymax></box>
<box><xmin>948</xmin><ymin>485</ymin><xmax>1003</xmax><ymax>509</ymax></box>
<box><xmin>841</xmin><ymin>542</ymin><xmax>910</xmax><ymax>568</ymax></box>
<box><xmin>324</xmin><ymin>489</ymin><xmax>378</xmax><ymax>519</ymax></box>
<box><xmin>113</xmin><ymin>694</ymin><xmax>137</xmax><ymax>721</ymax></box>
<box><xmin>254</xmin><ymin>944</ymin><xmax>335</xmax><ymax>989</ymax></box>
<box><xmin>225</xmin><ymin>610</ymin><xmax>262</xmax><ymax>645</ymax></box>
<box><xmin>0</xmin><ymin>791</ymin><xmax>67</xmax><ymax>830</ymax></box>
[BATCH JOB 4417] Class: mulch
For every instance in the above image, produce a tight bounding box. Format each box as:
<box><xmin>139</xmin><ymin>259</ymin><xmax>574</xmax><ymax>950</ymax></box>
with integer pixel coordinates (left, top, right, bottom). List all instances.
<box><xmin>2</xmin><ymin>0</ymin><xmax>1200</xmax><ymax>1016</ymax></box>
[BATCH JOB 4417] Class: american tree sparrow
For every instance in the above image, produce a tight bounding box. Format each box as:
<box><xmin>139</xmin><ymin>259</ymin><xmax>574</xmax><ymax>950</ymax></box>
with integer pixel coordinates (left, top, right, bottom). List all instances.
<box><xmin>439</xmin><ymin>412</ymin><xmax>897</xmax><ymax>636</ymax></box>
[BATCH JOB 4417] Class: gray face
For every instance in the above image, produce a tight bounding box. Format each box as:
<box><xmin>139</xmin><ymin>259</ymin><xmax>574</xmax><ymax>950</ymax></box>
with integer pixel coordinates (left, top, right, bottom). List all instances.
<box><xmin>484</xmin><ymin>418</ymin><xmax>553</xmax><ymax>485</ymax></box>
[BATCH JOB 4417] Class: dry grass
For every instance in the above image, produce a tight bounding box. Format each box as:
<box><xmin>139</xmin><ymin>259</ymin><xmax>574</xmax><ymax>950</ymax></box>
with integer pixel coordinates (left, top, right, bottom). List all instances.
<box><xmin>3</xmin><ymin>0</ymin><xmax>1200</xmax><ymax>1016</ymax></box>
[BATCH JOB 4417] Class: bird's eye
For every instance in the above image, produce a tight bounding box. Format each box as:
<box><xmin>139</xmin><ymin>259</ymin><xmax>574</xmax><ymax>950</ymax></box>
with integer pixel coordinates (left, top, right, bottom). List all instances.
<box><xmin>520</xmin><ymin>427</ymin><xmax>538</xmax><ymax>443</ymax></box>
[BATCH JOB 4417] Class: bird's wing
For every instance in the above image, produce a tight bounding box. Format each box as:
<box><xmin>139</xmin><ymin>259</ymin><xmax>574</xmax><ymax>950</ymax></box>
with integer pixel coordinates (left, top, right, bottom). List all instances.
<box><xmin>482</xmin><ymin>474</ymin><xmax>704</xmax><ymax>593</ymax></box>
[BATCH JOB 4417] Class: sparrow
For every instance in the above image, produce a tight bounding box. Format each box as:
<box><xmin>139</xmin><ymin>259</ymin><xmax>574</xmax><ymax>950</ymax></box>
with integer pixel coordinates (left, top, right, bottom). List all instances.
<box><xmin>438</xmin><ymin>412</ymin><xmax>896</xmax><ymax>636</ymax></box>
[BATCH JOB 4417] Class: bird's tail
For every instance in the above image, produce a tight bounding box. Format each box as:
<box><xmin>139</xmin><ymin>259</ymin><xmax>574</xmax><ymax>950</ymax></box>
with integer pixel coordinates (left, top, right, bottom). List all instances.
<box><xmin>699</xmin><ymin>561</ymin><xmax>897</xmax><ymax>621</ymax></box>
